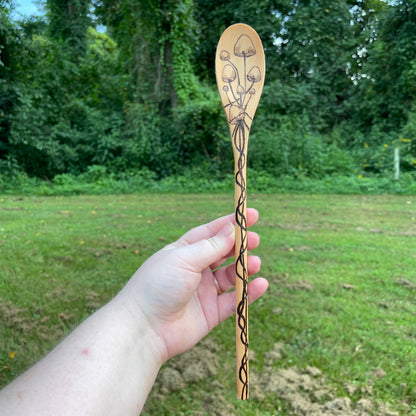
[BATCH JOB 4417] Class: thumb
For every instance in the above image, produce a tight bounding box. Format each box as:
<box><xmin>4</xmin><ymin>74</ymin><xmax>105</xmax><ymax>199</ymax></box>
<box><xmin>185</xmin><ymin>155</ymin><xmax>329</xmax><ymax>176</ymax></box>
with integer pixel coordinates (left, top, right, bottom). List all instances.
<box><xmin>179</xmin><ymin>221</ymin><xmax>235</xmax><ymax>271</ymax></box>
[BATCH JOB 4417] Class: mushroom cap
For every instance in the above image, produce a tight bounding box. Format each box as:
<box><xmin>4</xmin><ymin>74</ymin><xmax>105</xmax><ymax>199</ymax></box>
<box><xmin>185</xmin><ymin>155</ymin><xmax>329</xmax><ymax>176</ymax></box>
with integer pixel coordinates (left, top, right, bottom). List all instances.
<box><xmin>234</xmin><ymin>34</ymin><xmax>256</xmax><ymax>58</ymax></box>
<box><xmin>220</xmin><ymin>50</ymin><xmax>230</xmax><ymax>61</ymax></box>
<box><xmin>237</xmin><ymin>85</ymin><xmax>245</xmax><ymax>95</ymax></box>
<box><xmin>229</xmin><ymin>104</ymin><xmax>245</xmax><ymax>124</ymax></box>
<box><xmin>249</xmin><ymin>88</ymin><xmax>256</xmax><ymax>95</ymax></box>
<box><xmin>222</xmin><ymin>64</ymin><xmax>236</xmax><ymax>83</ymax></box>
<box><xmin>247</xmin><ymin>66</ymin><xmax>261</xmax><ymax>82</ymax></box>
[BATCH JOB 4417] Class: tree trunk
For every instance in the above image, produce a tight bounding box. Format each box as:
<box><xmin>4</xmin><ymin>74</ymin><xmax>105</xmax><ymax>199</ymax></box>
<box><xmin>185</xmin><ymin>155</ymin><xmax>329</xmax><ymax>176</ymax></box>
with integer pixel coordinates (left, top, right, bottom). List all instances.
<box><xmin>164</xmin><ymin>40</ymin><xmax>178</xmax><ymax>109</ymax></box>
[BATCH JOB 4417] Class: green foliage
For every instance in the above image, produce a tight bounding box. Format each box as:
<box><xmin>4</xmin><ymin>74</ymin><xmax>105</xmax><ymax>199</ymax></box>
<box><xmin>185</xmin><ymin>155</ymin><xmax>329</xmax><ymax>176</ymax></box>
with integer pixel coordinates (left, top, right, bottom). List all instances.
<box><xmin>3</xmin><ymin>20</ymin><xmax>126</xmax><ymax>177</ymax></box>
<box><xmin>0</xmin><ymin>7</ymin><xmax>24</xmax><ymax>161</ymax></box>
<box><xmin>120</xmin><ymin>102</ymin><xmax>168</xmax><ymax>175</ymax></box>
<box><xmin>276</xmin><ymin>0</ymin><xmax>355</xmax><ymax>131</ymax></box>
<box><xmin>3</xmin><ymin>0</ymin><xmax>416</xmax><ymax>188</ymax></box>
<box><xmin>400</xmin><ymin>110</ymin><xmax>416</xmax><ymax>170</ymax></box>
<box><xmin>3</xmin><ymin>168</ymin><xmax>416</xmax><ymax>196</ymax></box>
<box><xmin>169</xmin><ymin>0</ymin><xmax>200</xmax><ymax>104</ymax></box>
<box><xmin>173</xmin><ymin>84</ymin><xmax>231</xmax><ymax>174</ymax></box>
<box><xmin>351</xmin><ymin>0</ymin><xmax>416</xmax><ymax>135</ymax></box>
<box><xmin>250</xmin><ymin>113</ymin><xmax>355</xmax><ymax>178</ymax></box>
<box><xmin>47</xmin><ymin>0</ymin><xmax>91</xmax><ymax>57</ymax></box>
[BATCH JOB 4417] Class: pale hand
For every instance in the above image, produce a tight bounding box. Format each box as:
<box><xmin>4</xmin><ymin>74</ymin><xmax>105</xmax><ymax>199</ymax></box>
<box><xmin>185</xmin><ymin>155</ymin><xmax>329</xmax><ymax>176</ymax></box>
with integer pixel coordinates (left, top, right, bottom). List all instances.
<box><xmin>119</xmin><ymin>208</ymin><xmax>268</xmax><ymax>361</ymax></box>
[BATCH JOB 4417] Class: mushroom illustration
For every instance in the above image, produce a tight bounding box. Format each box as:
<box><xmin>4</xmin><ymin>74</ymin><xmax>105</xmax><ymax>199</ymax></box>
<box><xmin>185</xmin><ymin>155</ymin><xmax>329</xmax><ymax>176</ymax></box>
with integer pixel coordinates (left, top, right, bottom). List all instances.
<box><xmin>222</xmin><ymin>64</ymin><xmax>237</xmax><ymax>83</ymax></box>
<box><xmin>247</xmin><ymin>66</ymin><xmax>261</xmax><ymax>83</ymax></box>
<box><xmin>229</xmin><ymin>104</ymin><xmax>245</xmax><ymax>124</ymax></box>
<box><xmin>234</xmin><ymin>34</ymin><xmax>256</xmax><ymax>58</ymax></box>
<box><xmin>245</xmin><ymin>88</ymin><xmax>256</xmax><ymax>108</ymax></box>
<box><xmin>237</xmin><ymin>85</ymin><xmax>245</xmax><ymax>96</ymax></box>
<box><xmin>220</xmin><ymin>50</ymin><xmax>231</xmax><ymax>61</ymax></box>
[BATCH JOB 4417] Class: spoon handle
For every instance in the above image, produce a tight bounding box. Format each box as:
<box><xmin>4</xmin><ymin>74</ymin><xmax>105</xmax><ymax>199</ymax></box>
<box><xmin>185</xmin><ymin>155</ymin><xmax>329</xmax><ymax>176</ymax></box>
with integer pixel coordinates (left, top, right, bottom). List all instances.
<box><xmin>234</xmin><ymin>143</ymin><xmax>249</xmax><ymax>400</ymax></box>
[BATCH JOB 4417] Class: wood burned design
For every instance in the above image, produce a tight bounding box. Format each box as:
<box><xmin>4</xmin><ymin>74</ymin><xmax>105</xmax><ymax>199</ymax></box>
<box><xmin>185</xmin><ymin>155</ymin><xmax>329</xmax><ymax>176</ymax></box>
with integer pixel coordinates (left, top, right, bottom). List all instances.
<box><xmin>216</xmin><ymin>24</ymin><xmax>265</xmax><ymax>401</ymax></box>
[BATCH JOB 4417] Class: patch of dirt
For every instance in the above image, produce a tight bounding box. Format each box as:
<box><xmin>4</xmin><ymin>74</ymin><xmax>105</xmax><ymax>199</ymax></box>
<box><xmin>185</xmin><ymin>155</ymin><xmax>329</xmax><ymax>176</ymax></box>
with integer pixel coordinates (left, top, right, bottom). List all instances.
<box><xmin>0</xmin><ymin>300</ymin><xmax>65</xmax><ymax>341</ymax></box>
<box><xmin>1</xmin><ymin>206</ymin><xmax>24</xmax><ymax>211</ymax></box>
<box><xmin>272</xmin><ymin>307</ymin><xmax>283</xmax><ymax>315</ymax></box>
<box><xmin>85</xmin><ymin>291</ymin><xmax>101</xmax><ymax>310</ymax></box>
<box><xmin>155</xmin><ymin>337</ymin><xmax>221</xmax><ymax>394</ymax></box>
<box><xmin>356</xmin><ymin>226</ymin><xmax>416</xmax><ymax>238</ymax></box>
<box><xmin>342</xmin><ymin>284</ymin><xmax>356</xmax><ymax>291</ymax></box>
<box><xmin>281</xmin><ymin>245</ymin><xmax>314</xmax><ymax>252</ymax></box>
<box><xmin>393</xmin><ymin>228</ymin><xmax>416</xmax><ymax>237</ymax></box>
<box><xmin>0</xmin><ymin>301</ymin><xmax>37</xmax><ymax>334</ymax></box>
<box><xmin>285</xmin><ymin>280</ymin><xmax>314</xmax><ymax>291</ymax></box>
<box><xmin>264</xmin><ymin>342</ymin><xmax>284</xmax><ymax>363</ymax></box>
<box><xmin>57</xmin><ymin>312</ymin><xmax>74</xmax><ymax>322</ymax></box>
<box><xmin>47</xmin><ymin>286</ymin><xmax>69</xmax><ymax>299</ymax></box>
<box><xmin>252</xmin><ymin>366</ymin><xmax>331</xmax><ymax>413</ymax></box>
<box><xmin>252</xmin><ymin>344</ymin><xmax>399</xmax><ymax>416</ymax></box>
<box><xmin>395</xmin><ymin>278</ymin><xmax>416</xmax><ymax>290</ymax></box>
<box><xmin>260</xmin><ymin>222</ymin><xmax>316</xmax><ymax>231</ymax></box>
<box><xmin>270</xmin><ymin>272</ymin><xmax>289</xmax><ymax>282</ymax></box>
<box><xmin>147</xmin><ymin>339</ymin><xmax>402</xmax><ymax>415</ymax></box>
<box><xmin>252</xmin><ymin>374</ymin><xmax>397</xmax><ymax>415</ymax></box>
<box><xmin>269</xmin><ymin>273</ymin><xmax>314</xmax><ymax>291</ymax></box>
<box><xmin>370</xmin><ymin>367</ymin><xmax>387</xmax><ymax>380</ymax></box>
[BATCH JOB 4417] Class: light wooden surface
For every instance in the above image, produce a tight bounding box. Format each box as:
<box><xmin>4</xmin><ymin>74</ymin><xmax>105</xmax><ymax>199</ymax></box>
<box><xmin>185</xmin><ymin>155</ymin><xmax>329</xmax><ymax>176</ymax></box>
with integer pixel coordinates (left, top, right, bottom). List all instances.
<box><xmin>215</xmin><ymin>23</ymin><xmax>265</xmax><ymax>400</ymax></box>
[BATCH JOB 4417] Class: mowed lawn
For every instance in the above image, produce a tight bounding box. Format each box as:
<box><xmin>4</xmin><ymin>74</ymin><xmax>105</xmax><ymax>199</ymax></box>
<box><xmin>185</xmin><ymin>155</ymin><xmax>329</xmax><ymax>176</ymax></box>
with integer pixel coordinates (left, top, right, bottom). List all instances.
<box><xmin>1</xmin><ymin>193</ymin><xmax>415</xmax><ymax>414</ymax></box>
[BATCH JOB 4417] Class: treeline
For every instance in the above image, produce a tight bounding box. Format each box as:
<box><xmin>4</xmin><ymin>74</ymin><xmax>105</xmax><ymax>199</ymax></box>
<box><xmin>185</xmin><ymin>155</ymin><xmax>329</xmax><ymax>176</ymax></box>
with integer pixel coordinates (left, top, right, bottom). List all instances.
<box><xmin>1</xmin><ymin>0</ymin><xmax>416</xmax><ymax>182</ymax></box>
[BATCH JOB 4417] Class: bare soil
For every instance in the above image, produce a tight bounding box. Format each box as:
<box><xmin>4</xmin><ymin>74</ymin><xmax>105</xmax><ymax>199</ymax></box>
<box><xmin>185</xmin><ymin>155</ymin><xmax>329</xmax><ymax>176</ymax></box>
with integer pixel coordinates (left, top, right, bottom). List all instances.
<box><xmin>151</xmin><ymin>339</ymin><xmax>400</xmax><ymax>416</ymax></box>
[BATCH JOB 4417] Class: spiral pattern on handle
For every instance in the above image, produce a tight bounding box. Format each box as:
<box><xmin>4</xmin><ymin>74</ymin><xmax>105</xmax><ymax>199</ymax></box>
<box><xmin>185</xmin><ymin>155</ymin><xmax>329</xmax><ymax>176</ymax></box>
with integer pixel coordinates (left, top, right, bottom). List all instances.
<box><xmin>233</xmin><ymin>119</ymin><xmax>249</xmax><ymax>400</ymax></box>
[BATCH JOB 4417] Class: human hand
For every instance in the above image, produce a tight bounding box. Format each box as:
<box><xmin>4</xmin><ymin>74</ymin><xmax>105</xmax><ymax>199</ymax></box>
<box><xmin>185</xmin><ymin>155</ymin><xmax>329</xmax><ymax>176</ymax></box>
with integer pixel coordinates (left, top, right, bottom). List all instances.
<box><xmin>120</xmin><ymin>209</ymin><xmax>268</xmax><ymax>362</ymax></box>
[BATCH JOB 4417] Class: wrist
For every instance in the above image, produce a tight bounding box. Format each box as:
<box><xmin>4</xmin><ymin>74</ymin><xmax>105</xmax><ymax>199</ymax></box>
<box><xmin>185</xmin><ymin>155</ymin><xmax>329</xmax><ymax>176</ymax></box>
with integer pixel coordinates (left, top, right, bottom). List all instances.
<box><xmin>112</xmin><ymin>284</ymin><xmax>168</xmax><ymax>367</ymax></box>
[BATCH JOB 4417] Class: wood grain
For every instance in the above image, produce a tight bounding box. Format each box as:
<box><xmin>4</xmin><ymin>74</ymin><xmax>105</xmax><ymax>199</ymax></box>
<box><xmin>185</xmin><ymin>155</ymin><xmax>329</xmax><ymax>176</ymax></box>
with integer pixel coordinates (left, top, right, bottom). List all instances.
<box><xmin>215</xmin><ymin>23</ymin><xmax>265</xmax><ymax>400</ymax></box>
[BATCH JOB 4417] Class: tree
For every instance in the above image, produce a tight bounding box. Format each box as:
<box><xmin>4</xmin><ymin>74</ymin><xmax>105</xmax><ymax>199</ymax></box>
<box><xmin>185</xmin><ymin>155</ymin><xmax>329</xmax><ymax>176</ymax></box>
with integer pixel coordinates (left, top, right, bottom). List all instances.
<box><xmin>95</xmin><ymin>0</ymin><xmax>198</xmax><ymax>109</ymax></box>
<box><xmin>47</xmin><ymin>0</ymin><xmax>91</xmax><ymax>58</ymax></box>
<box><xmin>354</xmin><ymin>0</ymin><xmax>416</xmax><ymax>135</ymax></box>
<box><xmin>0</xmin><ymin>4</ymin><xmax>25</xmax><ymax>171</ymax></box>
<box><xmin>275</xmin><ymin>0</ymin><xmax>356</xmax><ymax>131</ymax></box>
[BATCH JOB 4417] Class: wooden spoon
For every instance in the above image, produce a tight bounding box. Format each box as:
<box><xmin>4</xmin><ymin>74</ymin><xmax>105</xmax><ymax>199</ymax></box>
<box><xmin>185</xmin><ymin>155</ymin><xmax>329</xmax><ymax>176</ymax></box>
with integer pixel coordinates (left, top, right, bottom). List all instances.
<box><xmin>215</xmin><ymin>23</ymin><xmax>265</xmax><ymax>400</ymax></box>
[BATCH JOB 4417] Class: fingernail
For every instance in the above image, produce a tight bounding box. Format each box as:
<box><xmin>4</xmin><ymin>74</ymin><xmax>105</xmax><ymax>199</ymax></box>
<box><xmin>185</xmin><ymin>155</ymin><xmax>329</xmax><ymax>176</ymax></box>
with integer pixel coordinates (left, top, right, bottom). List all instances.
<box><xmin>219</xmin><ymin>221</ymin><xmax>235</xmax><ymax>238</ymax></box>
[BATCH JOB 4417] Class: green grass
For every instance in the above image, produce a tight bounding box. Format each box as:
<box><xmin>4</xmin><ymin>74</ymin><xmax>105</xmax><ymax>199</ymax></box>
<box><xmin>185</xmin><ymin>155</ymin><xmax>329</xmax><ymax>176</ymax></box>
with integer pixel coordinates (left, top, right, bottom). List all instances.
<box><xmin>1</xmin><ymin>193</ymin><xmax>415</xmax><ymax>414</ymax></box>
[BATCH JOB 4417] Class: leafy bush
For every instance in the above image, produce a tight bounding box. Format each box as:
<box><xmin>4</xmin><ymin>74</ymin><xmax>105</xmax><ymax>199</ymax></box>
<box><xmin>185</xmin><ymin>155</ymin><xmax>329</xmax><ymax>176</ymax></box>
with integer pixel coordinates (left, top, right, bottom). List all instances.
<box><xmin>173</xmin><ymin>85</ymin><xmax>232</xmax><ymax>175</ymax></box>
<box><xmin>2</xmin><ymin>168</ymin><xmax>416</xmax><ymax>196</ymax></box>
<box><xmin>121</xmin><ymin>102</ymin><xmax>166</xmax><ymax>175</ymax></box>
<box><xmin>249</xmin><ymin>114</ymin><xmax>356</xmax><ymax>178</ymax></box>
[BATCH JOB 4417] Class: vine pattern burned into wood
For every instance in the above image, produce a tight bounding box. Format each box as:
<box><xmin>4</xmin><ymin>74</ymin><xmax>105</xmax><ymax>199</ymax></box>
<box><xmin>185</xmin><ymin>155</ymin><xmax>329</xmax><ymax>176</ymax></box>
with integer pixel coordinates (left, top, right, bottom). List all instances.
<box><xmin>218</xmin><ymin>33</ymin><xmax>263</xmax><ymax>400</ymax></box>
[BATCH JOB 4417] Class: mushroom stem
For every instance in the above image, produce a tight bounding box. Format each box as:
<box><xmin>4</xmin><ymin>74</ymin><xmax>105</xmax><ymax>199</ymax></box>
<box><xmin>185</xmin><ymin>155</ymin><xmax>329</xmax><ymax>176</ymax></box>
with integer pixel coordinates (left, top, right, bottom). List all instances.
<box><xmin>242</xmin><ymin>81</ymin><xmax>255</xmax><ymax>107</ymax></box>
<box><xmin>244</xmin><ymin>93</ymin><xmax>253</xmax><ymax>111</ymax></box>
<box><xmin>229</xmin><ymin>84</ymin><xmax>239</xmax><ymax>107</ymax></box>
<box><xmin>224</xmin><ymin>91</ymin><xmax>232</xmax><ymax>107</ymax></box>
<box><xmin>228</xmin><ymin>60</ymin><xmax>241</xmax><ymax>88</ymax></box>
<box><xmin>243</xmin><ymin>55</ymin><xmax>247</xmax><ymax>106</ymax></box>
